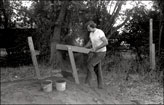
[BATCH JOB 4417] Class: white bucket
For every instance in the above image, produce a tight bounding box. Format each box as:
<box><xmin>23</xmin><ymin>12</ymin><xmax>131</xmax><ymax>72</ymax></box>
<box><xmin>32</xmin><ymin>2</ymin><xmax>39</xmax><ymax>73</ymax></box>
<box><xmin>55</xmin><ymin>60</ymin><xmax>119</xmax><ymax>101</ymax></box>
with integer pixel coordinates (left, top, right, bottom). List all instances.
<box><xmin>41</xmin><ymin>80</ymin><xmax>52</xmax><ymax>92</ymax></box>
<box><xmin>55</xmin><ymin>80</ymin><xmax>66</xmax><ymax>91</ymax></box>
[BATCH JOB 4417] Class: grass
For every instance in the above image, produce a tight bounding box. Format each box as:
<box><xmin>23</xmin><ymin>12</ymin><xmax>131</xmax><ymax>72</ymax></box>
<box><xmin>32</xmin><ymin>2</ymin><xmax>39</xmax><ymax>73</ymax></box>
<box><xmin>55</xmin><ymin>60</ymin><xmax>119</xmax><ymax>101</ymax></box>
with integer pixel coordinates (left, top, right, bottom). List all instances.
<box><xmin>0</xmin><ymin>64</ymin><xmax>63</xmax><ymax>83</ymax></box>
<box><xmin>101</xmin><ymin>52</ymin><xmax>163</xmax><ymax>104</ymax></box>
<box><xmin>1</xmin><ymin>51</ymin><xmax>163</xmax><ymax>85</ymax></box>
<box><xmin>103</xmin><ymin>51</ymin><xmax>163</xmax><ymax>84</ymax></box>
<box><xmin>1</xmin><ymin>66</ymin><xmax>35</xmax><ymax>82</ymax></box>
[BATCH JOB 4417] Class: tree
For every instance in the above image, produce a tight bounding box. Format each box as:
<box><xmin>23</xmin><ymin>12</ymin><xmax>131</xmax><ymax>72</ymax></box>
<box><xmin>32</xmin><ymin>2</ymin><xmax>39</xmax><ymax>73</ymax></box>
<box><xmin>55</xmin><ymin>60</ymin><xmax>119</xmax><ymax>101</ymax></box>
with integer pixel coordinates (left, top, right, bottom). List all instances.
<box><xmin>154</xmin><ymin>0</ymin><xmax>164</xmax><ymax>55</ymax></box>
<box><xmin>32</xmin><ymin>0</ymin><xmax>135</xmax><ymax>68</ymax></box>
<box><xmin>121</xmin><ymin>4</ymin><xmax>161</xmax><ymax>60</ymax></box>
<box><xmin>0</xmin><ymin>0</ymin><xmax>12</xmax><ymax>29</ymax></box>
<box><xmin>154</xmin><ymin>0</ymin><xmax>164</xmax><ymax>81</ymax></box>
<box><xmin>0</xmin><ymin>0</ymin><xmax>138</xmax><ymax>68</ymax></box>
<box><xmin>49</xmin><ymin>1</ymin><xmax>70</xmax><ymax>68</ymax></box>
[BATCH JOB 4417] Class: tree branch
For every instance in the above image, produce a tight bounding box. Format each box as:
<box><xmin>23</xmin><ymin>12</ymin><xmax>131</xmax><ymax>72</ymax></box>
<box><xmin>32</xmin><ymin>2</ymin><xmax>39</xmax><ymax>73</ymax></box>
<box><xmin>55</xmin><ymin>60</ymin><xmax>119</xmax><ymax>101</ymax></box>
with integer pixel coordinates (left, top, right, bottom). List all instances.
<box><xmin>107</xmin><ymin>10</ymin><xmax>133</xmax><ymax>39</ymax></box>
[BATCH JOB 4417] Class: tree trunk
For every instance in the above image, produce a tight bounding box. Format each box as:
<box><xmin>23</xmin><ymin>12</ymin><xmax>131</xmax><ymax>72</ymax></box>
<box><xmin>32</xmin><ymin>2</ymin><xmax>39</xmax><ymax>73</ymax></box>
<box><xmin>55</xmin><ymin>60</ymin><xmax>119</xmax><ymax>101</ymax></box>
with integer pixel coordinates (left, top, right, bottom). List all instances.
<box><xmin>158</xmin><ymin>23</ymin><xmax>163</xmax><ymax>55</ymax></box>
<box><xmin>1</xmin><ymin>0</ymin><xmax>8</xmax><ymax>29</ymax></box>
<box><xmin>49</xmin><ymin>1</ymin><xmax>69</xmax><ymax>69</ymax></box>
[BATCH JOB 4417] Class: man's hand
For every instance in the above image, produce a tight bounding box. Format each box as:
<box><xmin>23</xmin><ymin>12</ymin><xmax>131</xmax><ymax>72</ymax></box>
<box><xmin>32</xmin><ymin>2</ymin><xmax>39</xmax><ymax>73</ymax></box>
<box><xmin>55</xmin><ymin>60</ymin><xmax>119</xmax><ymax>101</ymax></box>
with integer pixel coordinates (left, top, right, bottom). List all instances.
<box><xmin>89</xmin><ymin>48</ymin><xmax>96</xmax><ymax>52</ymax></box>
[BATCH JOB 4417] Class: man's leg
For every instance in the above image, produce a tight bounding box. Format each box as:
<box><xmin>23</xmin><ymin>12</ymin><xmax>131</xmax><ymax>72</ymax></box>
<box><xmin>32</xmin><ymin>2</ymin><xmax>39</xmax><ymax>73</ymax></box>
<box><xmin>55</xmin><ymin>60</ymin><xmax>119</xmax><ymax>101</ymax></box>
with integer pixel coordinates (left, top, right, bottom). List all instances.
<box><xmin>85</xmin><ymin>58</ymin><xmax>95</xmax><ymax>86</ymax></box>
<box><xmin>95</xmin><ymin>61</ymin><xmax>104</xmax><ymax>89</ymax></box>
<box><xmin>85</xmin><ymin>52</ymin><xmax>105</xmax><ymax>87</ymax></box>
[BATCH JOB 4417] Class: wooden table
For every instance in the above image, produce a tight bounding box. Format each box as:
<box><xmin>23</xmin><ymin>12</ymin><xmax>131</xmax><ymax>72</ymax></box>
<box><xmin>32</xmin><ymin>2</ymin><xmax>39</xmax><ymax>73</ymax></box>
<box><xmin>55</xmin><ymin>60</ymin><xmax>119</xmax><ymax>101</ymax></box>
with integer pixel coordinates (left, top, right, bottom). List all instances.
<box><xmin>56</xmin><ymin>44</ymin><xmax>91</xmax><ymax>84</ymax></box>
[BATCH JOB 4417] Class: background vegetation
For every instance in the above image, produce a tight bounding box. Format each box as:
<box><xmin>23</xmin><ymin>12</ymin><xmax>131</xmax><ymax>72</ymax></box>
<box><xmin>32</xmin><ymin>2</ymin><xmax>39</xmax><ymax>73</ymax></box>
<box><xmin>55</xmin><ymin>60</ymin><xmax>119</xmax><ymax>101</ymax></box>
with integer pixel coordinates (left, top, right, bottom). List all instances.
<box><xmin>0</xmin><ymin>0</ymin><xmax>163</xmax><ymax>83</ymax></box>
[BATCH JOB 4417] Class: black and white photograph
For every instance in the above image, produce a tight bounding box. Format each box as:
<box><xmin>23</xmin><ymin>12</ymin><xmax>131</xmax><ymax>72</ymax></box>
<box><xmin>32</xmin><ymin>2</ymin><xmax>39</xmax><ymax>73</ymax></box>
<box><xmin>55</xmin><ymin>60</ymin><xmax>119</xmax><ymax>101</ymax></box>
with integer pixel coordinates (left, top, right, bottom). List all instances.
<box><xmin>0</xmin><ymin>0</ymin><xmax>163</xmax><ymax>104</ymax></box>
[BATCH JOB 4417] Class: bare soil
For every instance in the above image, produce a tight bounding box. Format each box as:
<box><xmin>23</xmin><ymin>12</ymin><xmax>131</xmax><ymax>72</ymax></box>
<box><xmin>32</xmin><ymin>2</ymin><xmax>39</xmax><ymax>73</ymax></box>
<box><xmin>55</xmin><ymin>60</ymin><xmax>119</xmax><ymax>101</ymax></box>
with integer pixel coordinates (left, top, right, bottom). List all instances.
<box><xmin>1</xmin><ymin>67</ymin><xmax>163</xmax><ymax>104</ymax></box>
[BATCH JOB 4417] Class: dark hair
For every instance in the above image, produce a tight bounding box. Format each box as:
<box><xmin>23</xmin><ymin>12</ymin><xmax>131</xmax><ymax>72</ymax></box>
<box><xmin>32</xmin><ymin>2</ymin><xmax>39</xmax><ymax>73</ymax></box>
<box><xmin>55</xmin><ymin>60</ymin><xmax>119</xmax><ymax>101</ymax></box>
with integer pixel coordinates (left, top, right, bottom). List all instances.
<box><xmin>87</xmin><ymin>21</ymin><xmax>97</xmax><ymax>28</ymax></box>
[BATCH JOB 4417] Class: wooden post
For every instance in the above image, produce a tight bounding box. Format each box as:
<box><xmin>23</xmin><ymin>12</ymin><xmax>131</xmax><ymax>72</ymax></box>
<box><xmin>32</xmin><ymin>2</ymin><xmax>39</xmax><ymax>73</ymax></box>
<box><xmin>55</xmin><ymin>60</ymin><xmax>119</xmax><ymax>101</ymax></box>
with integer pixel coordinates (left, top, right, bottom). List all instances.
<box><xmin>149</xmin><ymin>19</ymin><xmax>156</xmax><ymax>70</ymax></box>
<box><xmin>28</xmin><ymin>37</ymin><xmax>41</xmax><ymax>79</ymax></box>
<box><xmin>152</xmin><ymin>43</ymin><xmax>156</xmax><ymax>70</ymax></box>
<box><xmin>68</xmin><ymin>47</ymin><xmax>80</xmax><ymax>84</ymax></box>
<box><xmin>149</xmin><ymin>19</ymin><xmax>153</xmax><ymax>69</ymax></box>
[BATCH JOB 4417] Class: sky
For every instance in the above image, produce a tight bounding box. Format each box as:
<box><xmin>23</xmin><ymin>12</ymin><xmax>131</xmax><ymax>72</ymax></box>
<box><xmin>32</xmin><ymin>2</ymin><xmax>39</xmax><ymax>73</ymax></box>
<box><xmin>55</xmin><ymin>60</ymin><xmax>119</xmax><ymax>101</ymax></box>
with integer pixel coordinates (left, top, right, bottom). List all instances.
<box><xmin>21</xmin><ymin>1</ymin><xmax>33</xmax><ymax>9</ymax></box>
<box><xmin>110</xmin><ymin>1</ymin><xmax>154</xmax><ymax>27</ymax></box>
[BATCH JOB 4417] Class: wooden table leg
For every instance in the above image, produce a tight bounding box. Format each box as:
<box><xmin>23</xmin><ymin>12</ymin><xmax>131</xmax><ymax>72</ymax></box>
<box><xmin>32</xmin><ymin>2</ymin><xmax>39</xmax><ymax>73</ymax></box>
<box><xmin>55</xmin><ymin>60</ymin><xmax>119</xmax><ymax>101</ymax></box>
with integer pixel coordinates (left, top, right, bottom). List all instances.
<box><xmin>68</xmin><ymin>47</ymin><xmax>80</xmax><ymax>84</ymax></box>
<box><xmin>28</xmin><ymin>37</ymin><xmax>41</xmax><ymax>80</ymax></box>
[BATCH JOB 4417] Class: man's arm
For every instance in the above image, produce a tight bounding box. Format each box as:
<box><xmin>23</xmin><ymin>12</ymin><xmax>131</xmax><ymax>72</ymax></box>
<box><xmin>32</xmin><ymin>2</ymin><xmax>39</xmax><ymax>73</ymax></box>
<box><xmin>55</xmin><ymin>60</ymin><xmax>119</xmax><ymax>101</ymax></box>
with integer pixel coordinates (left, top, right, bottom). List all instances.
<box><xmin>84</xmin><ymin>40</ymin><xmax>92</xmax><ymax>48</ymax></box>
<box><xmin>94</xmin><ymin>37</ymin><xmax>108</xmax><ymax>51</ymax></box>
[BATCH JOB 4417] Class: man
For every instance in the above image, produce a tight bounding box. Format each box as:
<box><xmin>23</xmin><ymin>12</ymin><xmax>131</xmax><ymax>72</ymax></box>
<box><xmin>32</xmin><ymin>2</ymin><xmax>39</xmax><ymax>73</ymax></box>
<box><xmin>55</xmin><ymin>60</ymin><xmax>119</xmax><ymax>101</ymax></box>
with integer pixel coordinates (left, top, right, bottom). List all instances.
<box><xmin>84</xmin><ymin>21</ymin><xmax>108</xmax><ymax>89</ymax></box>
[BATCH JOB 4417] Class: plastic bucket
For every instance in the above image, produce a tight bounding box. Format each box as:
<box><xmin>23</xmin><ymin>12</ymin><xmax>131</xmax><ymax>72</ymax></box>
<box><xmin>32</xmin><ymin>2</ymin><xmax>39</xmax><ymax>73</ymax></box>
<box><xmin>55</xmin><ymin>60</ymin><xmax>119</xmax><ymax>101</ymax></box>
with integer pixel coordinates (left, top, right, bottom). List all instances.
<box><xmin>41</xmin><ymin>80</ymin><xmax>52</xmax><ymax>92</ymax></box>
<box><xmin>55</xmin><ymin>80</ymin><xmax>66</xmax><ymax>91</ymax></box>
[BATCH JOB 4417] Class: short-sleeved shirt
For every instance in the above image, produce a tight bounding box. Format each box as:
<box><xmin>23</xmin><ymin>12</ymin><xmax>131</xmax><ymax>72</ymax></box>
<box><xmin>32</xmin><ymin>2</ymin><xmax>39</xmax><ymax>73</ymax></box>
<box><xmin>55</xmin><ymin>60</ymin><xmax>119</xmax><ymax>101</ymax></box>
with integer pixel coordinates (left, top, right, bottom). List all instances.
<box><xmin>89</xmin><ymin>28</ymin><xmax>107</xmax><ymax>52</ymax></box>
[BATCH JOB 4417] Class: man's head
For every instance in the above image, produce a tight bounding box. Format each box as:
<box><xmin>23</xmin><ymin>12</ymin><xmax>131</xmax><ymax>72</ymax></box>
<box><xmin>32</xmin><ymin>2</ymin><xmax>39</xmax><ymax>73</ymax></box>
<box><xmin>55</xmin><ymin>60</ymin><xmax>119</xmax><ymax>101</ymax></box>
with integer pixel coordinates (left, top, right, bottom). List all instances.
<box><xmin>87</xmin><ymin>21</ymin><xmax>97</xmax><ymax>32</ymax></box>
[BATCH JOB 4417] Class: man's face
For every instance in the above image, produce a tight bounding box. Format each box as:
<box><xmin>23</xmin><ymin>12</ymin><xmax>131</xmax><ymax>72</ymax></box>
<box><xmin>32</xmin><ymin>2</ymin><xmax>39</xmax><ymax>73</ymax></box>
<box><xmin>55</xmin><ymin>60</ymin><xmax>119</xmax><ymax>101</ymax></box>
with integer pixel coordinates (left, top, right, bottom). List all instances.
<box><xmin>87</xmin><ymin>25</ymin><xmax>94</xmax><ymax>32</ymax></box>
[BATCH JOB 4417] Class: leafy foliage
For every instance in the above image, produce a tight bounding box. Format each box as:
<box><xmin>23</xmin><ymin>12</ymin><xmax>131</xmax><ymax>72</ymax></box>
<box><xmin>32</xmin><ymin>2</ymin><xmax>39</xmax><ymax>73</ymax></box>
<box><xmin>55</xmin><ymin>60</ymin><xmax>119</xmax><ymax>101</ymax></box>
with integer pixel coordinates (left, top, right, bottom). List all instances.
<box><xmin>1</xmin><ymin>1</ymin><xmax>162</xmax><ymax>67</ymax></box>
<box><xmin>121</xmin><ymin>5</ymin><xmax>161</xmax><ymax>57</ymax></box>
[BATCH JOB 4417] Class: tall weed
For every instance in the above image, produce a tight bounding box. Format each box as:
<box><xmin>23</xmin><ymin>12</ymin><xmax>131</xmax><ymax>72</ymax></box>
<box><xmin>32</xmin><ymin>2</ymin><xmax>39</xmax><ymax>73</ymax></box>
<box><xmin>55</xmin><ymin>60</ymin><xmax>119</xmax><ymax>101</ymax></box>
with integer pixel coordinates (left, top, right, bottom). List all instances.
<box><xmin>103</xmin><ymin>51</ymin><xmax>153</xmax><ymax>82</ymax></box>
